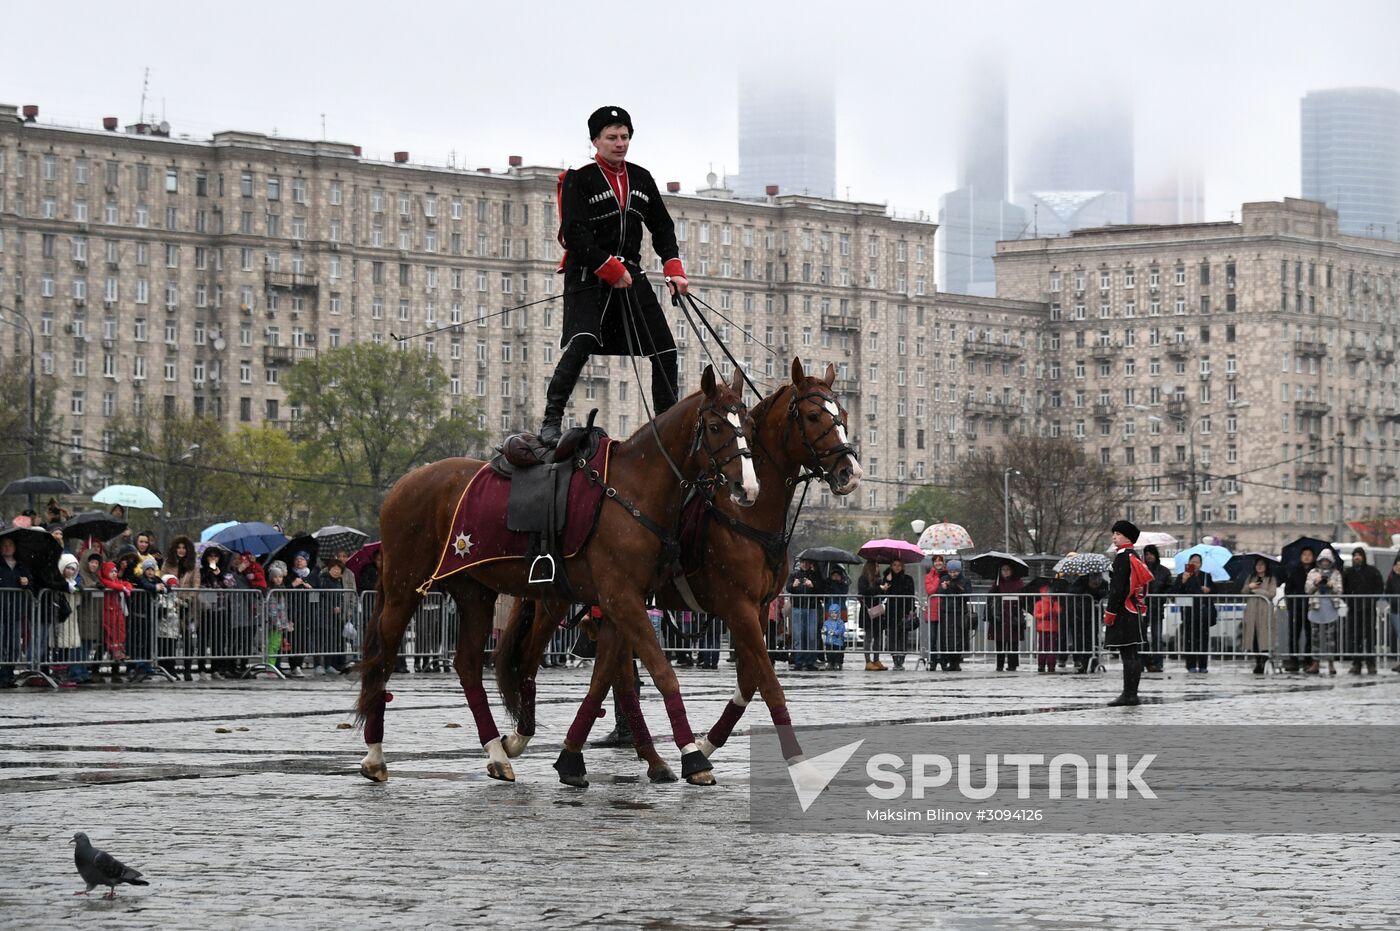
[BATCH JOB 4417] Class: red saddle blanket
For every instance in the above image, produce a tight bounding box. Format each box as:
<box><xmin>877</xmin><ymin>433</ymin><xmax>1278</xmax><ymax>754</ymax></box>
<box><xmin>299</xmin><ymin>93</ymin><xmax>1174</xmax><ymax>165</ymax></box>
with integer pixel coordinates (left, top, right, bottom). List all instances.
<box><xmin>421</xmin><ymin>438</ymin><xmax>614</xmax><ymax>589</ymax></box>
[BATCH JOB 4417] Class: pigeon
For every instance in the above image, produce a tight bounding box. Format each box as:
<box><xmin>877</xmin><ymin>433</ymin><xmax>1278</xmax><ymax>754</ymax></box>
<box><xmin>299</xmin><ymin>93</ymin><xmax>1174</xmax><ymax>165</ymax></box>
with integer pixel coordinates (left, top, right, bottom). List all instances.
<box><xmin>70</xmin><ymin>832</ymin><xmax>149</xmax><ymax>898</ymax></box>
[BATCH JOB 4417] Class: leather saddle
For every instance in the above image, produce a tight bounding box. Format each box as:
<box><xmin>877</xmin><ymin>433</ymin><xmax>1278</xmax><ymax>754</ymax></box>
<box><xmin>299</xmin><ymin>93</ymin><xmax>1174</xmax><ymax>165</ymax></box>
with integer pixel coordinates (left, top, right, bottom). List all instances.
<box><xmin>487</xmin><ymin>411</ymin><xmax>606</xmax><ymax>598</ymax></box>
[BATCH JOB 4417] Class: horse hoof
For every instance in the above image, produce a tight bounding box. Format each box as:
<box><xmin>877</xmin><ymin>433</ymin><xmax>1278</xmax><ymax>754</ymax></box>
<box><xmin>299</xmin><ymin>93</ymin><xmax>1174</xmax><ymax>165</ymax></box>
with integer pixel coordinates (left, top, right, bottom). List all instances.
<box><xmin>648</xmin><ymin>765</ymin><xmax>678</xmax><ymax>784</ymax></box>
<box><xmin>685</xmin><ymin>770</ymin><xmax>717</xmax><ymax>787</ymax></box>
<box><xmin>486</xmin><ymin>760</ymin><xmax>516</xmax><ymax>782</ymax></box>
<box><xmin>359</xmin><ymin>763</ymin><xmax>389</xmax><ymax>783</ymax></box>
<box><xmin>502</xmin><ymin>732</ymin><xmax>532</xmax><ymax>759</ymax></box>
<box><xmin>558</xmin><ymin>773</ymin><xmax>590</xmax><ymax>788</ymax></box>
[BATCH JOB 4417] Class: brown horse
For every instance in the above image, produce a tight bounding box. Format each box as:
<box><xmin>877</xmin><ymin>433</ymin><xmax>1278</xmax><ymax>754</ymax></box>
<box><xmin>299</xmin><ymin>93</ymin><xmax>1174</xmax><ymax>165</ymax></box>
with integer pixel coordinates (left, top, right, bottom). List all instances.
<box><xmin>354</xmin><ymin>364</ymin><xmax>758</xmax><ymax>785</ymax></box>
<box><xmin>495</xmin><ymin>358</ymin><xmax>862</xmax><ymax>785</ymax></box>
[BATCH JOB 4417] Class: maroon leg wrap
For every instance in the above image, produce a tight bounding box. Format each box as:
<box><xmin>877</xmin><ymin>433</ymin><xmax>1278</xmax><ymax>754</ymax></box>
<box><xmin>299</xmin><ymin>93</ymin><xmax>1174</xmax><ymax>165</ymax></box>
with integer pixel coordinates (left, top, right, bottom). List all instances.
<box><xmin>364</xmin><ymin>691</ymin><xmax>387</xmax><ymax>745</ymax></box>
<box><xmin>565</xmin><ymin>694</ymin><xmax>606</xmax><ymax>747</ymax></box>
<box><xmin>616</xmin><ymin>690</ymin><xmax>654</xmax><ymax>747</ymax></box>
<box><xmin>463</xmin><ymin>683</ymin><xmax>501</xmax><ymax>746</ymax></box>
<box><xmin>771</xmin><ymin>704</ymin><xmax>803</xmax><ymax>760</ymax></box>
<box><xmin>663</xmin><ymin>692</ymin><xmax>695</xmax><ymax>748</ymax></box>
<box><xmin>706</xmin><ymin>700</ymin><xmax>749</xmax><ymax>749</ymax></box>
<box><xmin>518</xmin><ymin>677</ymin><xmax>537</xmax><ymax>736</ymax></box>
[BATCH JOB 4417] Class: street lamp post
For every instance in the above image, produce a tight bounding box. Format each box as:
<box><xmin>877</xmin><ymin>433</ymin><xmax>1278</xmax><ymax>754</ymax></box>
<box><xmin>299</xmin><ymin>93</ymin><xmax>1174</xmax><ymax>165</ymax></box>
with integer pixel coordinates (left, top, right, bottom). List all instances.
<box><xmin>1003</xmin><ymin>468</ymin><xmax>1021</xmax><ymax>551</ymax></box>
<box><xmin>1156</xmin><ymin>391</ymin><xmax>1249</xmax><ymax>545</ymax></box>
<box><xmin>0</xmin><ymin>307</ymin><xmax>38</xmax><ymax>495</ymax></box>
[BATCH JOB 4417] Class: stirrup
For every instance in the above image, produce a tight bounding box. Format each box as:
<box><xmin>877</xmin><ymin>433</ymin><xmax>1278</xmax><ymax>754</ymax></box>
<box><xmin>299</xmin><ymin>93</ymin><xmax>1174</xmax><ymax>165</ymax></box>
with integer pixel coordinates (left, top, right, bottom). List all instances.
<box><xmin>528</xmin><ymin>554</ymin><xmax>557</xmax><ymax>585</ymax></box>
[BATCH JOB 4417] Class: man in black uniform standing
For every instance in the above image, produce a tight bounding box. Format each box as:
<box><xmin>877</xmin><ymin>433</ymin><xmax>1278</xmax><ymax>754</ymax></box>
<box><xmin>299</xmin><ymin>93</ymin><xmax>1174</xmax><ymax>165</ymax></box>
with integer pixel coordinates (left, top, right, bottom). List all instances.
<box><xmin>1104</xmin><ymin>519</ymin><xmax>1152</xmax><ymax>707</ymax></box>
<box><xmin>540</xmin><ymin>106</ymin><xmax>689</xmax><ymax>446</ymax></box>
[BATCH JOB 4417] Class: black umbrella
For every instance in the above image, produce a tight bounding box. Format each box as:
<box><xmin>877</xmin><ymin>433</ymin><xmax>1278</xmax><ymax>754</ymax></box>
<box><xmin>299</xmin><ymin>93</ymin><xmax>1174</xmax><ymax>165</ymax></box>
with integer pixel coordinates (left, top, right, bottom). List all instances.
<box><xmin>1</xmin><ymin>475</ymin><xmax>76</xmax><ymax>497</ymax></box>
<box><xmin>262</xmin><ymin>534</ymin><xmax>319</xmax><ymax>570</ymax></box>
<box><xmin>0</xmin><ymin>526</ymin><xmax>65</xmax><ymax>590</ymax></box>
<box><xmin>1279</xmin><ymin>536</ymin><xmax>1330</xmax><ymax>579</ymax></box>
<box><xmin>1225</xmin><ymin>552</ymin><xmax>1280</xmax><ymax>582</ymax></box>
<box><xmin>967</xmin><ymin>551</ymin><xmax>1031</xmax><ymax>580</ymax></box>
<box><xmin>1023</xmin><ymin>575</ymin><xmax>1057</xmax><ymax>593</ymax></box>
<box><xmin>62</xmin><ymin>511</ymin><xmax>129</xmax><ymax>541</ymax></box>
<box><xmin>797</xmin><ymin>546</ymin><xmax>863</xmax><ymax>564</ymax></box>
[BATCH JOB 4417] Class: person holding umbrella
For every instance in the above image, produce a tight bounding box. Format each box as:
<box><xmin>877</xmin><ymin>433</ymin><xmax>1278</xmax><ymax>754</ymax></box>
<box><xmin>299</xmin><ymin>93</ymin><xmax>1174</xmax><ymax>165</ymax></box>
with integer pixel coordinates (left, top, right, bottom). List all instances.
<box><xmin>1104</xmin><ymin>520</ymin><xmax>1155</xmax><ymax>706</ymax></box>
<box><xmin>1284</xmin><ymin>546</ymin><xmax>1317</xmax><ymax>673</ymax></box>
<box><xmin>937</xmin><ymin>560</ymin><xmax>969</xmax><ymax>671</ymax></box>
<box><xmin>858</xmin><ymin>560</ymin><xmax>887</xmax><ymax>670</ymax></box>
<box><xmin>1173</xmin><ymin>552</ymin><xmax>1214</xmax><ymax>673</ymax></box>
<box><xmin>1240</xmin><ymin>558</ymin><xmax>1277</xmax><ymax>675</ymax></box>
<box><xmin>883</xmin><ymin>559</ymin><xmax>917</xmax><ymax>670</ymax></box>
<box><xmin>986</xmin><ymin>562</ymin><xmax>1026</xmax><ymax>672</ymax></box>
<box><xmin>786</xmin><ymin>558</ymin><xmax>824</xmax><ymax>671</ymax></box>
<box><xmin>1141</xmin><ymin>545</ymin><xmax>1173</xmax><ymax>672</ymax></box>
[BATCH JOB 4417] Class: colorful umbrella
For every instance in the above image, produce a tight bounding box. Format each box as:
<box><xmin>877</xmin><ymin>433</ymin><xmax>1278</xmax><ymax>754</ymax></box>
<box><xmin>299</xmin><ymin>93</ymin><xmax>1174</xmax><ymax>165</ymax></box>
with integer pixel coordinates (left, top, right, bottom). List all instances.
<box><xmin>858</xmin><ymin>538</ymin><xmax>925</xmax><ymax>564</ymax></box>
<box><xmin>92</xmin><ymin>484</ymin><xmax>163</xmax><ymax>509</ymax></box>
<box><xmin>1053</xmin><ymin>553</ymin><xmax>1111</xmax><ymax>576</ymax></box>
<box><xmin>312</xmin><ymin>525</ymin><xmax>369</xmax><ymax>556</ymax></box>
<box><xmin>916</xmin><ymin>522</ymin><xmax>974</xmax><ymax>553</ymax></box>
<box><xmin>345</xmin><ymin>541</ymin><xmax>381</xmax><ymax>577</ymax></box>
<box><xmin>967</xmin><ymin>551</ymin><xmax>1030</xmax><ymax>580</ymax></box>
<box><xmin>208</xmin><ymin>521</ymin><xmax>288</xmax><ymax>557</ymax></box>
<box><xmin>1175</xmin><ymin>543</ymin><xmax>1233</xmax><ymax>582</ymax></box>
<box><xmin>200</xmin><ymin>520</ymin><xmax>239</xmax><ymax>542</ymax></box>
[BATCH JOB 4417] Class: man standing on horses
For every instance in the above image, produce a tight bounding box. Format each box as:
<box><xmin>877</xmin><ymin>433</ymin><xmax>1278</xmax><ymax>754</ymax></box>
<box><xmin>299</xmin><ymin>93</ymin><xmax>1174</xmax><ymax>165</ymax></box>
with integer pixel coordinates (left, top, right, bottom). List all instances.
<box><xmin>539</xmin><ymin>106</ymin><xmax>690</xmax><ymax>446</ymax></box>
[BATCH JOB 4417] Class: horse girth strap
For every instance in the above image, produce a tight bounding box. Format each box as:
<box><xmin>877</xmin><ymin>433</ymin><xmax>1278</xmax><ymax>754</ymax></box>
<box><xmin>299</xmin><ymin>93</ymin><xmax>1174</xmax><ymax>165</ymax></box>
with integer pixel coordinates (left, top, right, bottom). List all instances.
<box><xmin>581</xmin><ymin>465</ymin><xmax>682</xmax><ymax>573</ymax></box>
<box><xmin>703</xmin><ymin>497</ymin><xmax>789</xmax><ymax>573</ymax></box>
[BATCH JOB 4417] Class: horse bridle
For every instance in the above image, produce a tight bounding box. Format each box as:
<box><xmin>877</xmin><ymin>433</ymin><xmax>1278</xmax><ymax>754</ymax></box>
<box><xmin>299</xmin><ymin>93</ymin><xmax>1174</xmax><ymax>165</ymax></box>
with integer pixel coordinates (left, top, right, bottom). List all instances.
<box><xmin>689</xmin><ymin>396</ymin><xmax>755</xmax><ymax>493</ymax></box>
<box><xmin>783</xmin><ymin>386</ymin><xmax>859</xmax><ymax>488</ymax></box>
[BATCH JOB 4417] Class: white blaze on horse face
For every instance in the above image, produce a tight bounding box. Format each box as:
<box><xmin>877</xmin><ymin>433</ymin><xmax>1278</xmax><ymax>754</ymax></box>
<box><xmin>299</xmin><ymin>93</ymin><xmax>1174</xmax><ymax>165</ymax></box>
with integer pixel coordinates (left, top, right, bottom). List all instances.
<box><xmin>823</xmin><ymin>400</ymin><xmax>863</xmax><ymax>491</ymax></box>
<box><xmin>726</xmin><ymin>412</ymin><xmax>761</xmax><ymax>502</ymax></box>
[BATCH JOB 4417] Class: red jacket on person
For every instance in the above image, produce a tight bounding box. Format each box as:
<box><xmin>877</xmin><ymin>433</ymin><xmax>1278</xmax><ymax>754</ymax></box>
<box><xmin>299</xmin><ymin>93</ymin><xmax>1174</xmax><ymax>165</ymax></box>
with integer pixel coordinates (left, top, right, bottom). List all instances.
<box><xmin>923</xmin><ymin>569</ymin><xmax>943</xmax><ymax>623</ymax></box>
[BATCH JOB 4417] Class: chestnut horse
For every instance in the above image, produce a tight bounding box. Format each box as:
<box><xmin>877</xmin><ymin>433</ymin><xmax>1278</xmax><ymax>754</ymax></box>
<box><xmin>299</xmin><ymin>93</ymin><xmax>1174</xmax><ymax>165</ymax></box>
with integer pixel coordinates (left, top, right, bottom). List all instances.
<box><xmin>354</xmin><ymin>365</ymin><xmax>758</xmax><ymax>786</ymax></box>
<box><xmin>495</xmin><ymin>358</ymin><xmax>862</xmax><ymax>785</ymax></box>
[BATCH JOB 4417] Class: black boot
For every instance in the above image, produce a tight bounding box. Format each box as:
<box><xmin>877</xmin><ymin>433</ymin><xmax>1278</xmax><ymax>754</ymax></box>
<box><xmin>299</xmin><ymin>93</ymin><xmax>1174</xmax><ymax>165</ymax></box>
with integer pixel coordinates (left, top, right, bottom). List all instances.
<box><xmin>650</xmin><ymin>351</ymin><xmax>680</xmax><ymax>416</ymax></box>
<box><xmin>540</xmin><ymin>344</ymin><xmax>590</xmax><ymax>446</ymax></box>
<box><xmin>591</xmin><ymin>694</ymin><xmax>634</xmax><ymax>748</ymax></box>
<box><xmin>1110</xmin><ymin>646</ymin><xmax>1142</xmax><ymax>706</ymax></box>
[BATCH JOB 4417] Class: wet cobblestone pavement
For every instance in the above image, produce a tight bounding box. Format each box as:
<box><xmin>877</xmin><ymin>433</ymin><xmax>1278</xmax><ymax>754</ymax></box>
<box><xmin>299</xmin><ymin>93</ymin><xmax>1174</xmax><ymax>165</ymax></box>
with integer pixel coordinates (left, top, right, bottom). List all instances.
<box><xmin>3</xmin><ymin>662</ymin><xmax>1398</xmax><ymax>929</ymax></box>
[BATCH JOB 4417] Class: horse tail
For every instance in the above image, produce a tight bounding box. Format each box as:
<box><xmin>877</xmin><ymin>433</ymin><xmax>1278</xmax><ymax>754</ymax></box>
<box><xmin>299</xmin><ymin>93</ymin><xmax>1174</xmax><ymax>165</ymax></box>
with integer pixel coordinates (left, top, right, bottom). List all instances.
<box><xmin>354</xmin><ymin>576</ymin><xmax>390</xmax><ymax>726</ymax></box>
<box><xmin>495</xmin><ymin>597</ymin><xmax>538</xmax><ymax>725</ymax></box>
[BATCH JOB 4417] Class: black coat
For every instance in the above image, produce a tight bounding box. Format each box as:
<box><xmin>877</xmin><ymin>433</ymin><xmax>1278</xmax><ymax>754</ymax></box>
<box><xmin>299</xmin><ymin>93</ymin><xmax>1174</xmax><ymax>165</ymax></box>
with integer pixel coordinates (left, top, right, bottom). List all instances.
<box><xmin>558</xmin><ymin>160</ymin><xmax>680</xmax><ymax>356</ymax></box>
<box><xmin>787</xmin><ymin>568</ymin><xmax>824</xmax><ymax>610</ymax></box>
<box><xmin>1343</xmin><ymin>562</ymin><xmax>1384</xmax><ymax>596</ymax></box>
<box><xmin>882</xmin><ymin>570</ymin><xmax>916</xmax><ymax>627</ymax></box>
<box><xmin>0</xmin><ymin>558</ymin><xmax>33</xmax><ymax>590</ymax></box>
<box><xmin>1386</xmin><ymin>566</ymin><xmax>1400</xmax><ymax>615</ymax></box>
<box><xmin>1104</xmin><ymin>549</ymin><xmax>1145</xmax><ymax>647</ymax></box>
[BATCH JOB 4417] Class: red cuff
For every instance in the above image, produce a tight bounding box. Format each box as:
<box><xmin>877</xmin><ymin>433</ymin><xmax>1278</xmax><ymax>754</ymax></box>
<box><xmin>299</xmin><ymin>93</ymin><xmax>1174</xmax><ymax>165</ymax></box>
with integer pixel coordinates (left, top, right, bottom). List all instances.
<box><xmin>663</xmin><ymin>258</ymin><xmax>686</xmax><ymax>279</ymax></box>
<box><xmin>1104</xmin><ymin>612</ymin><xmax>1117</xmax><ymax>627</ymax></box>
<box><xmin>595</xmin><ymin>257</ymin><xmax>627</xmax><ymax>286</ymax></box>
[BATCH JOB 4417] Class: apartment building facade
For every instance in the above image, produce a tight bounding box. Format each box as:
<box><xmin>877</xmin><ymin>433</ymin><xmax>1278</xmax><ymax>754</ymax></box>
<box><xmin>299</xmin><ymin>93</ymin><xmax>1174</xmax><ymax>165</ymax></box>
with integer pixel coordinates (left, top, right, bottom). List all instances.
<box><xmin>996</xmin><ymin>198</ymin><xmax>1400</xmax><ymax>549</ymax></box>
<box><xmin>4</xmin><ymin>105</ymin><xmax>1047</xmax><ymax>519</ymax></box>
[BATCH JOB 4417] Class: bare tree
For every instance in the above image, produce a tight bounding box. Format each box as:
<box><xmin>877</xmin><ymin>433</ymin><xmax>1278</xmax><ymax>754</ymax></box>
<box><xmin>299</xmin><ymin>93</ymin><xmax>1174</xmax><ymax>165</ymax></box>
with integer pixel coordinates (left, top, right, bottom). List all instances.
<box><xmin>961</xmin><ymin>437</ymin><xmax>1131</xmax><ymax>555</ymax></box>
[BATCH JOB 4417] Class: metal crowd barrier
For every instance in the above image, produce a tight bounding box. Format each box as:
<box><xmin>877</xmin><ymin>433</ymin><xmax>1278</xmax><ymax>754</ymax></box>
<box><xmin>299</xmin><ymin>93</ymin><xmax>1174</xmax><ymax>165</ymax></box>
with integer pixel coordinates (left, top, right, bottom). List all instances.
<box><xmin>4</xmin><ymin>585</ymin><xmax>1398</xmax><ymax>688</ymax></box>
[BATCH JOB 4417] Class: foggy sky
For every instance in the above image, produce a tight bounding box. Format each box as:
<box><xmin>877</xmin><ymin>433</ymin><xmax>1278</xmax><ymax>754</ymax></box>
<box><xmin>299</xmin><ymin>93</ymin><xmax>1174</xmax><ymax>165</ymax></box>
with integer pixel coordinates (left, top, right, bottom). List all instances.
<box><xmin>5</xmin><ymin>0</ymin><xmax>1400</xmax><ymax>228</ymax></box>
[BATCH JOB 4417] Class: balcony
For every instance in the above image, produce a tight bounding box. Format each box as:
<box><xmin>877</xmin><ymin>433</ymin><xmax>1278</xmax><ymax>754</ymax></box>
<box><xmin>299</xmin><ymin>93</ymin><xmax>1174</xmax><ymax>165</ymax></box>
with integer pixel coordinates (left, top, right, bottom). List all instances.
<box><xmin>265</xmin><ymin>270</ymin><xmax>319</xmax><ymax>291</ymax></box>
<box><xmin>1165</xmin><ymin>342</ymin><xmax>1189</xmax><ymax>359</ymax></box>
<box><xmin>1090</xmin><ymin>341</ymin><xmax>1119</xmax><ymax>361</ymax></box>
<box><xmin>1377</xmin><ymin>463</ymin><xmax>1397</xmax><ymax>481</ymax></box>
<box><xmin>1165</xmin><ymin>398</ymin><xmax>1189</xmax><ymax>419</ymax></box>
<box><xmin>963</xmin><ymin>335</ymin><xmax>1024</xmax><ymax>359</ymax></box>
<box><xmin>1297</xmin><ymin>461</ymin><xmax>1327</xmax><ymax>479</ymax></box>
<box><xmin>1091</xmin><ymin>399</ymin><xmax>1117</xmax><ymax>419</ymax></box>
<box><xmin>1380</xmin><ymin>406</ymin><xmax>1400</xmax><ymax>422</ymax></box>
<box><xmin>263</xmin><ymin>345</ymin><xmax>317</xmax><ymax>367</ymax></box>
<box><xmin>1376</xmin><ymin>347</ymin><xmax>1395</xmax><ymax>365</ymax></box>
<box><xmin>1293</xmin><ymin>398</ymin><xmax>1331</xmax><ymax>417</ymax></box>
<box><xmin>1344</xmin><ymin>401</ymin><xmax>1368</xmax><ymax>421</ymax></box>
<box><xmin>963</xmin><ymin>399</ymin><xmax>1015</xmax><ymax>419</ymax></box>
<box><xmin>820</xmin><ymin>314</ymin><xmax>860</xmax><ymax>332</ymax></box>
<box><xmin>1293</xmin><ymin>338</ymin><xmax>1328</xmax><ymax>358</ymax></box>
<box><xmin>831</xmin><ymin>377</ymin><xmax>861</xmax><ymax>397</ymax></box>
<box><xmin>1344</xmin><ymin>345</ymin><xmax>1368</xmax><ymax>363</ymax></box>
